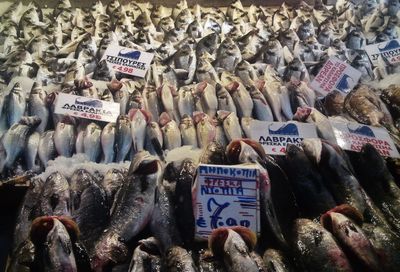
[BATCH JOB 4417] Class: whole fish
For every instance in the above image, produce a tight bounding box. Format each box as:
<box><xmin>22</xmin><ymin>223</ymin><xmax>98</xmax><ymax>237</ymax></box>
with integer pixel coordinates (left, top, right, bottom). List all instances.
<box><xmin>28</xmin><ymin>82</ymin><xmax>49</xmax><ymax>133</ymax></box>
<box><xmin>292</xmin><ymin>218</ymin><xmax>353</xmax><ymax>272</ymax></box>
<box><xmin>248</xmin><ymin>85</ymin><xmax>274</xmax><ymax>121</ymax></box>
<box><xmin>215</xmin><ymin>37</ymin><xmax>242</xmax><ymax>72</ymax></box>
<box><xmin>1</xmin><ymin>116</ymin><xmax>41</xmax><ymax>171</ymax></box>
<box><xmin>321</xmin><ymin>205</ymin><xmax>380</xmax><ymax>271</ymax></box>
<box><xmin>143</xmin><ymin>86</ymin><xmax>162</xmax><ymax>123</ymax></box>
<box><xmin>38</xmin><ymin>172</ymin><xmax>70</xmax><ymax>216</ymax></box>
<box><xmin>101</xmin><ymin>168</ymin><xmax>125</xmax><ymax>208</ymax></box>
<box><xmin>159</xmin><ymin>112</ymin><xmax>182</xmax><ymax>151</ymax></box>
<box><xmin>129</xmin><ymin>109</ymin><xmax>150</xmax><ymax>153</ymax></box>
<box><xmin>196</xmin><ymin>56</ymin><xmax>219</xmax><ymax>84</ymax></box>
<box><xmin>83</xmin><ymin>122</ymin><xmax>102</xmax><ymax>162</ymax></box>
<box><xmin>173</xmin><ymin>44</ymin><xmax>197</xmax><ymax>85</ymax></box>
<box><xmin>209</xmin><ymin>227</ymin><xmax>258</xmax><ymax>272</ymax></box>
<box><xmin>92</xmin><ymin>152</ymin><xmax>162</xmax><ymax>271</ymax></box>
<box><xmin>288</xmin><ymin>80</ymin><xmax>316</xmax><ymax>110</ymax></box>
<box><xmin>224</xmin><ymin>81</ymin><xmax>253</xmax><ymax>118</ymax></box>
<box><xmin>38</xmin><ymin>130</ymin><xmax>57</xmax><ymax>168</ymax></box>
<box><xmin>115</xmin><ymin>115</ymin><xmax>132</xmax><ymax>162</ymax></box>
<box><xmin>217</xmin><ymin>110</ymin><xmax>242</xmax><ymax>142</ymax></box>
<box><xmin>179</xmin><ymin>115</ymin><xmax>198</xmax><ymax>147</ymax></box>
<box><xmin>178</xmin><ymin>86</ymin><xmax>196</xmax><ymax>119</ymax></box>
<box><xmin>216</xmin><ymin>83</ymin><xmax>237</xmax><ymax>115</ymax></box>
<box><xmin>6</xmin><ymin>83</ymin><xmax>26</xmax><ymax>127</ymax></box>
<box><xmin>196</xmin><ymin>32</ymin><xmax>220</xmax><ymax>58</ymax></box>
<box><xmin>159</xmin><ymin>84</ymin><xmax>180</xmax><ymax>122</ymax></box>
<box><xmin>25</xmin><ymin>131</ymin><xmax>40</xmax><ymax>172</ymax></box>
<box><xmin>101</xmin><ymin>122</ymin><xmax>116</xmax><ymax>163</ymax></box>
<box><xmin>70</xmin><ymin>169</ymin><xmax>108</xmax><ymax>254</ymax></box>
<box><xmin>285</xmin><ymin>144</ymin><xmax>336</xmax><ymax>218</ymax></box>
<box><xmin>193</xmin><ymin>112</ymin><xmax>216</xmax><ymax>148</ymax></box>
<box><xmin>195</xmin><ymin>82</ymin><xmax>218</xmax><ymax>118</ymax></box>
<box><xmin>54</xmin><ymin>116</ymin><xmax>76</xmax><ymax>158</ymax></box>
<box><xmin>145</xmin><ymin>121</ymin><xmax>164</xmax><ymax>157</ymax></box>
<box><xmin>109</xmin><ymin>80</ymin><xmax>129</xmax><ymax>115</ymax></box>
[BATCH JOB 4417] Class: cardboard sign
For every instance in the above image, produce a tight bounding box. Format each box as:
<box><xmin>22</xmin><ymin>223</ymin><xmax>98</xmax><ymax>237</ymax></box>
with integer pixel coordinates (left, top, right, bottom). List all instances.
<box><xmin>101</xmin><ymin>44</ymin><xmax>154</xmax><ymax>78</ymax></box>
<box><xmin>330</xmin><ymin>120</ymin><xmax>400</xmax><ymax>158</ymax></box>
<box><xmin>249</xmin><ymin>120</ymin><xmax>318</xmax><ymax>155</ymax></box>
<box><xmin>194</xmin><ymin>164</ymin><xmax>260</xmax><ymax>240</ymax></box>
<box><xmin>54</xmin><ymin>93</ymin><xmax>120</xmax><ymax>122</ymax></box>
<box><xmin>365</xmin><ymin>39</ymin><xmax>400</xmax><ymax>66</ymax></box>
<box><xmin>310</xmin><ymin>57</ymin><xmax>361</xmax><ymax>96</ymax></box>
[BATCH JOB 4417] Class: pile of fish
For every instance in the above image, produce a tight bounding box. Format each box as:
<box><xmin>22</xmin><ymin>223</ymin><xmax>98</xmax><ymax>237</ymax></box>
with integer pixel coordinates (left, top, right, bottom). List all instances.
<box><xmin>0</xmin><ymin>0</ymin><xmax>400</xmax><ymax>177</ymax></box>
<box><xmin>7</xmin><ymin>138</ymin><xmax>400</xmax><ymax>271</ymax></box>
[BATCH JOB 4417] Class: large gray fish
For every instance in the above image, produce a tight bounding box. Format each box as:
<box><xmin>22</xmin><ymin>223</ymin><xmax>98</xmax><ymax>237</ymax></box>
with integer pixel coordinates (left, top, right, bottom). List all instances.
<box><xmin>0</xmin><ymin>116</ymin><xmax>41</xmax><ymax>171</ymax></box>
<box><xmin>196</xmin><ymin>56</ymin><xmax>219</xmax><ymax>84</ymax></box>
<box><xmin>196</xmin><ymin>32</ymin><xmax>220</xmax><ymax>58</ymax></box>
<box><xmin>159</xmin><ymin>84</ymin><xmax>180</xmax><ymax>122</ymax></box>
<box><xmin>193</xmin><ymin>112</ymin><xmax>216</xmax><ymax>149</ymax></box>
<box><xmin>101</xmin><ymin>122</ymin><xmax>116</xmax><ymax>163</ymax></box>
<box><xmin>93</xmin><ymin>59</ymin><xmax>115</xmax><ymax>81</ymax></box>
<box><xmin>235</xmin><ymin>60</ymin><xmax>258</xmax><ymax>86</ymax></box>
<box><xmin>288</xmin><ymin>80</ymin><xmax>316</xmax><ymax>111</ymax></box>
<box><xmin>6</xmin><ymin>83</ymin><xmax>26</xmax><ymax>127</ymax></box>
<box><xmin>70</xmin><ymin>169</ymin><xmax>108</xmax><ymax>254</ymax></box>
<box><xmin>83</xmin><ymin>122</ymin><xmax>102</xmax><ymax>162</ymax></box>
<box><xmin>115</xmin><ymin>115</ymin><xmax>132</xmax><ymax>162</ymax></box>
<box><xmin>209</xmin><ymin>227</ymin><xmax>259</xmax><ymax>272</ymax></box>
<box><xmin>283</xmin><ymin>58</ymin><xmax>310</xmax><ymax>82</ymax></box>
<box><xmin>92</xmin><ymin>152</ymin><xmax>162</xmax><ymax>271</ymax></box>
<box><xmin>28</xmin><ymin>82</ymin><xmax>49</xmax><ymax>133</ymax></box>
<box><xmin>109</xmin><ymin>80</ymin><xmax>129</xmax><ymax>115</ymax></box>
<box><xmin>39</xmin><ymin>172</ymin><xmax>71</xmax><ymax>216</ymax></box>
<box><xmin>54</xmin><ymin>116</ymin><xmax>76</xmax><ymax>158</ymax></box>
<box><xmin>159</xmin><ymin>112</ymin><xmax>182</xmax><ymax>151</ymax></box>
<box><xmin>292</xmin><ymin>218</ymin><xmax>353</xmax><ymax>272</ymax></box>
<box><xmin>38</xmin><ymin>130</ymin><xmax>57</xmax><ymax>168</ymax></box>
<box><xmin>30</xmin><ymin>217</ymin><xmax>77</xmax><ymax>272</ymax></box>
<box><xmin>129</xmin><ymin>109</ymin><xmax>151</xmax><ymax>153</ymax></box>
<box><xmin>179</xmin><ymin>115</ymin><xmax>198</xmax><ymax>147</ymax></box>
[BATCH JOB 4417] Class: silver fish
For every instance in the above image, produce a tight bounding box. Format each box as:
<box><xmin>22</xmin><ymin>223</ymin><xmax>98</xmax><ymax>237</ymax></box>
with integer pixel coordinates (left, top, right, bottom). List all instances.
<box><xmin>25</xmin><ymin>131</ymin><xmax>40</xmax><ymax>172</ymax></box>
<box><xmin>28</xmin><ymin>82</ymin><xmax>48</xmax><ymax>133</ymax></box>
<box><xmin>6</xmin><ymin>83</ymin><xmax>26</xmax><ymax>127</ymax></box>
<box><xmin>179</xmin><ymin>115</ymin><xmax>198</xmax><ymax>147</ymax></box>
<box><xmin>54</xmin><ymin>116</ymin><xmax>76</xmax><ymax>158</ymax></box>
<box><xmin>235</xmin><ymin>60</ymin><xmax>258</xmax><ymax>86</ymax></box>
<box><xmin>160</xmin><ymin>112</ymin><xmax>182</xmax><ymax>151</ymax></box>
<box><xmin>101</xmin><ymin>123</ymin><xmax>116</xmax><ymax>163</ymax></box>
<box><xmin>248</xmin><ymin>85</ymin><xmax>274</xmax><ymax>121</ymax></box>
<box><xmin>159</xmin><ymin>84</ymin><xmax>180</xmax><ymax>122</ymax></box>
<box><xmin>195</xmin><ymin>82</ymin><xmax>218</xmax><ymax>118</ymax></box>
<box><xmin>145</xmin><ymin>121</ymin><xmax>164</xmax><ymax>157</ymax></box>
<box><xmin>83</xmin><ymin>122</ymin><xmax>102</xmax><ymax>162</ymax></box>
<box><xmin>115</xmin><ymin>115</ymin><xmax>132</xmax><ymax>162</ymax></box>
<box><xmin>216</xmin><ymin>83</ymin><xmax>237</xmax><ymax>115</ymax></box>
<box><xmin>196</xmin><ymin>56</ymin><xmax>219</xmax><ymax>84</ymax></box>
<box><xmin>38</xmin><ymin>130</ymin><xmax>57</xmax><ymax>168</ymax></box>
<box><xmin>178</xmin><ymin>86</ymin><xmax>196</xmax><ymax>119</ymax></box>
<box><xmin>129</xmin><ymin>109</ymin><xmax>150</xmax><ymax>153</ymax></box>
<box><xmin>193</xmin><ymin>112</ymin><xmax>216</xmax><ymax>148</ymax></box>
<box><xmin>143</xmin><ymin>85</ymin><xmax>162</xmax><ymax>123</ymax></box>
<box><xmin>215</xmin><ymin>38</ymin><xmax>242</xmax><ymax>72</ymax></box>
<box><xmin>224</xmin><ymin>81</ymin><xmax>253</xmax><ymax>118</ymax></box>
<box><xmin>173</xmin><ymin>44</ymin><xmax>197</xmax><ymax>85</ymax></box>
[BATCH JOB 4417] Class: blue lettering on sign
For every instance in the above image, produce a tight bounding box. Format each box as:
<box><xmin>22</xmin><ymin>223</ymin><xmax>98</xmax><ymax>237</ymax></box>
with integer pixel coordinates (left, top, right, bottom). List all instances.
<box><xmin>268</xmin><ymin>123</ymin><xmax>299</xmax><ymax>136</ymax></box>
<box><xmin>207</xmin><ymin>198</ymin><xmax>230</xmax><ymax>228</ymax></box>
<box><xmin>347</xmin><ymin>124</ymin><xmax>375</xmax><ymax>137</ymax></box>
<box><xmin>196</xmin><ymin>217</ymin><xmax>207</xmax><ymax>228</ymax></box>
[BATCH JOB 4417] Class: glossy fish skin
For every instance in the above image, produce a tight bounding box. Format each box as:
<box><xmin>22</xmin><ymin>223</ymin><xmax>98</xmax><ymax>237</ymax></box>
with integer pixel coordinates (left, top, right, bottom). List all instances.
<box><xmin>25</xmin><ymin>131</ymin><xmax>40</xmax><ymax>172</ymax></box>
<box><xmin>321</xmin><ymin>208</ymin><xmax>380</xmax><ymax>272</ymax></box>
<box><xmin>92</xmin><ymin>153</ymin><xmax>162</xmax><ymax>271</ymax></box>
<box><xmin>248</xmin><ymin>85</ymin><xmax>274</xmax><ymax>122</ymax></box>
<box><xmin>28</xmin><ymin>82</ymin><xmax>49</xmax><ymax>133</ymax></box>
<box><xmin>83</xmin><ymin>122</ymin><xmax>102</xmax><ymax>162</ymax></box>
<box><xmin>179</xmin><ymin>115</ymin><xmax>198</xmax><ymax>147</ymax></box>
<box><xmin>129</xmin><ymin>109</ymin><xmax>150</xmax><ymax>153</ymax></box>
<box><xmin>285</xmin><ymin>144</ymin><xmax>336</xmax><ymax>219</ymax></box>
<box><xmin>349</xmin><ymin>144</ymin><xmax>400</xmax><ymax>233</ymax></box>
<box><xmin>101</xmin><ymin>122</ymin><xmax>116</xmax><ymax>164</ymax></box>
<box><xmin>128</xmin><ymin>237</ymin><xmax>162</xmax><ymax>272</ymax></box>
<box><xmin>198</xmin><ymin>250</ymin><xmax>226</xmax><ymax>272</ymax></box>
<box><xmin>101</xmin><ymin>168</ymin><xmax>125</xmax><ymax>208</ymax></box>
<box><xmin>159</xmin><ymin>112</ymin><xmax>182</xmax><ymax>151</ymax></box>
<box><xmin>54</xmin><ymin>116</ymin><xmax>76</xmax><ymax>158</ymax></box>
<box><xmin>225</xmin><ymin>81</ymin><xmax>253</xmax><ymax>118</ymax></box>
<box><xmin>262</xmin><ymin>249</ymin><xmax>295</xmax><ymax>272</ymax></box>
<box><xmin>292</xmin><ymin>218</ymin><xmax>353</xmax><ymax>272</ymax></box>
<box><xmin>216</xmin><ymin>83</ymin><xmax>237</xmax><ymax>115</ymax></box>
<box><xmin>115</xmin><ymin>115</ymin><xmax>132</xmax><ymax>162</ymax></box>
<box><xmin>165</xmin><ymin>246</ymin><xmax>198</xmax><ymax>272</ymax></box>
<box><xmin>193</xmin><ymin>112</ymin><xmax>216</xmax><ymax>149</ymax></box>
<box><xmin>70</xmin><ymin>169</ymin><xmax>109</xmax><ymax>255</ymax></box>
<box><xmin>38</xmin><ymin>130</ymin><xmax>57</xmax><ymax>168</ymax></box>
<box><xmin>196</xmin><ymin>82</ymin><xmax>218</xmax><ymax>118</ymax></box>
<box><xmin>6</xmin><ymin>83</ymin><xmax>26</xmax><ymax>127</ymax></box>
<box><xmin>217</xmin><ymin>110</ymin><xmax>242</xmax><ymax>142</ymax></box>
<box><xmin>145</xmin><ymin>121</ymin><xmax>164</xmax><ymax>157</ymax></box>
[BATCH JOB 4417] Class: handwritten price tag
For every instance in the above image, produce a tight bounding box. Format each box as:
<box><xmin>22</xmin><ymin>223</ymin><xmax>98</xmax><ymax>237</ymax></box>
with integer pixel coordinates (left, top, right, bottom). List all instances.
<box><xmin>193</xmin><ymin>164</ymin><xmax>261</xmax><ymax>240</ymax></box>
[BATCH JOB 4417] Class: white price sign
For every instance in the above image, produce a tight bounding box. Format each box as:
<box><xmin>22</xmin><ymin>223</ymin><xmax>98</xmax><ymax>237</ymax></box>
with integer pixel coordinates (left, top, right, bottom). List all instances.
<box><xmin>310</xmin><ymin>57</ymin><xmax>361</xmax><ymax>96</ymax></box>
<box><xmin>365</xmin><ymin>39</ymin><xmax>400</xmax><ymax>66</ymax></box>
<box><xmin>54</xmin><ymin>93</ymin><xmax>120</xmax><ymax>122</ymax></box>
<box><xmin>101</xmin><ymin>44</ymin><xmax>154</xmax><ymax>78</ymax></box>
<box><xmin>330</xmin><ymin>120</ymin><xmax>400</xmax><ymax>158</ymax></box>
<box><xmin>194</xmin><ymin>164</ymin><xmax>260</xmax><ymax>240</ymax></box>
<box><xmin>248</xmin><ymin>120</ymin><xmax>318</xmax><ymax>155</ymax></box>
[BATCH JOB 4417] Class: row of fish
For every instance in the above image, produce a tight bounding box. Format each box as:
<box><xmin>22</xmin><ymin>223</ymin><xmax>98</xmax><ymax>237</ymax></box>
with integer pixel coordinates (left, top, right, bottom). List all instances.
<box><xmin>7</xmin><ymin>138</ymin><xmax>400</xmax><ymax>271</ymax></box>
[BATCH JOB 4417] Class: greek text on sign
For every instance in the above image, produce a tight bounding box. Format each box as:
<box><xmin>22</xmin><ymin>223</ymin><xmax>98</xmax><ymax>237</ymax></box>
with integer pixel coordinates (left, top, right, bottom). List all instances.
<box><xmin>329</xmin><ymin>119</ymin><xmax>400</xmax><ymax>158</ymax></box>
<box><xmin>101</xmin><ymin>44</ymin><xmax>154</xmax><ymax>78</ymax></box>
<box><xmin>248</xmin><ymin>120</ymin><xmax>318</xmax><ymax>155</ymax></box>
<box><xmin>310</xmin><ymin>56</ymin><xmax>361</xmax><ymax>96</ymax></box>
<box><xmin>194</xmin><ymin>164</ymin><xmax>260</xmax><ymax>240</ymax></box>
<box><xmin>54</xmin><ymin>93</ymin><xmax>120</xmax><ymax>122</ymax></box>
<box><xmin>365</xmin><ymin>39</ymin><xmax>400</xmax><ymax>66</ymax></box>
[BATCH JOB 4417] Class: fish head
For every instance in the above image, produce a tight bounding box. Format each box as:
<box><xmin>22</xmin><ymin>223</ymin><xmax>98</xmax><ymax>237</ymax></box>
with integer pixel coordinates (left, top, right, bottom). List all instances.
<box><xmin>321</xmin><ymin>204</ymin><xmax>364</xmax><ymax>231</ymax></box>
<box><xmin>60</xmin><ymin>115</ymin><xmax>76</xmax><ymax>126</ymax></box>
<box><xmin>107</xmin><ymin>79</ymin><xmax>123</xmax><ymax>93</ymax></box>
<box><xmin>159</xmin><ymin>112</ymin><xmax>172</xmax><ymax>127</ymax></box>
<box><xmin>226</xmin><ymin>139</ymin><xmax>265</xmax><ymax>164</ymax></box>
<box><xmin>293</xmin><ymin>106</ymin><xmax>312</xmax><ymax>122</ymax></box>
<box><xmin>193</xmin><ymin>111</ymin><xmax>208</xmax><ymax>125</ymax></box>
<box><xmin>224</xmin><ymin>81</ymin><xmax>240</xmax><ymax>94</ymax></box>
<box><xmin>301</xmin><ymin>138</ymin><xmax>322</xmax><ymax>165</ymax></box>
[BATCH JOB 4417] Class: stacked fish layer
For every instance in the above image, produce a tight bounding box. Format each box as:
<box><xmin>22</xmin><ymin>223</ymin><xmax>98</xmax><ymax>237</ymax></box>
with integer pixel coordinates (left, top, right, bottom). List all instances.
<box><xmin>0</xmin><ymin>0</ymin><xmax>400</xmax><ymax>176</ymax></box>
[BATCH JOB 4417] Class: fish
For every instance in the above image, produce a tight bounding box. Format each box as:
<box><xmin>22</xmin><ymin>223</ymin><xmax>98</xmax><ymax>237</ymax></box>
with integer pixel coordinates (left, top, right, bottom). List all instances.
<box><xmin>262</xmin><ymin>249</ymin><xmax>295</xmax><ymax>272</ymax></box>
<box><xmin>128</xmin><ymin>237</ymin><xmax>162</xmax><ymax>272</ymax></box>
<box><xmin>92</xmin><ymin>152</ymin><xmax>162</xmax><ymax>271</ymax></box>
<box><xmin>54</xmin><ymin>116</ymin><xmax>76</xmax><ymax>158</ymax></box>
<box><xmin>217</xmin><ymin>110</ymin><xmax>242</xmax><ymax>142</ymax></box>
<box><xmin>321</xmin><ymin>205</ymin><xmax>380</xmax><ymax>271</ymax></box>
<box><xmin>6</xmin><ymin>83</ymin><xmax>26</xmax><ymax>127</ymax></box>
<box><xmin>145</xmin><ymin>121</ymin><xmax>164</xmax><ymax>157</ymax></box>
<box><xmin>196</xmin><ymin>56</ymin><xmax>219</xmax><ymax>85</ymax></box>
<box><xmin>196</xmin><ymin>32</ymin><xmax>220</xmax><ymax>58</ymax></box>
<box><xmin>209</xmin><ymin>227</ymin><xmax>258</xmax><ymax>272</ymax></box>
<box><xmin>159</xmin><ymin>84</ymin><xmax>180</xmax><ymax>122</ymax></box>
<box><xmin>101</xmin><ymin>168</ymin><xmax>125</xmax><ymax>208</ymax></box>
<box><xmin>198</xmin><ymin>250</ymin><xmax>226</xmax><ymax>272</ymax></box>
<box><xmin>25</xmin><ymin>131</ymin><xmax>40</xmax><ymax>172</ymax></box>
<box><xmin>115</xmin><ymin>115</ymin><xmax>132</xmax><ymax>162</ymax></box>
<box><xmin>38</xmin><ymin>130</ymin><xmax>57</xmax><ymax>168</ymax></box>
<box><xmin>292</xmin><ymin>218</ymin><xmax>353</xmax><ymax>272</ymax></box>
<box><xmin>143</xmin><ymin>85</ymin><xmax>162</xmax><ymax>123</ymax></box>
<box><xmin>215</xmin><ymin>38</ymin><xmax>242</xmax><ymax>73</ymax></box>
<box><xmin>70</xmin><ymin>169</ymin><xmax>108</xmax><ymax>254</ymax></box>
<box><xmin>193</xmin><ymin>112</ymin><xmax>216</xmax><ymax>149</ymax></box>
<box><xmin>198</xmin><ymin>141</ymin><xmax>227</xmax><ymax>165</ymax></box>
<box><xmin>288</xmin><ymin>80</ymin><xmax>316</xmax><ymax>110</ymax></box>
<box><xmin>224</xmin><ymin>81</ymin><xmax>253</xmax><ymax>118</ymax></box>
<box><xmin>285</xmin><ymin>144</ymin><xmax>336</xmax><ymax>218</ymax></box>
<box><xmin>248</xmin><ymin>85</ymin><xmax>274</xmax><ymax>121</ymax></box>
<box><xmin>38</xmin><ymin>172</ymin><xmax>70</xmax><ymax>216</ymax></box>
<box><xmin>179</xmin><ymin>115</ymin><xmax>198</xmax><ymax>147</ymax></box>
<box><xmin>159</xmin><ymin>112</ymin><xmax>182</xmax><ymax>151</ymax></box>
<box><xmin>1</xmin><ymin>116</ymin><xmax>41</xmax><ymax>171</ymax></box>
<box><xmin>195</xmin><ymin>82</ymin><xmax>218</xmax><ymax>118</ymax></box>
<box><xmin>216</xmin><ymin>83</ymin><xmax>237</xmax><ymax>115</ymax></box>
<box><xmin>129</xmin><ymin>109</ymin><xmax>151</xmax><ymax>153</ymax></box>
<box><xmin>28</xmin><ymin>82</ymin><xmax>49</xmax><ymax>133</ymax></box>
<box><xmin>173</xmin><ymin>44</ymin><xmax>197</xmax><ymax>85</ymax></box>
<box><xmin>109</xmin><ymin>80</ymin><xmax>129</xmax><ymax>115</ymax></box>
<box><xmin>30</xmin><ymin>217</ymin><xmax>78</xmax><ymax>272</ymax></box>
<box><xmin>165</xmin><ymin>246</ymin><xmax>198</xmax><ymax>272</ymax></box>
<box><xmin>178</xmin><ymin>85</ymin><xmax>196</xmax><ymax>119</ymax></box>
<box><xmin>83</xmin><ymin>122</ymin><xmax>102</xmax><ymax>162</ymax></box>
<box><xmin>101</xmin><ymin>122</ymin><xmax>116</xmax><ymax>163</ymax></box>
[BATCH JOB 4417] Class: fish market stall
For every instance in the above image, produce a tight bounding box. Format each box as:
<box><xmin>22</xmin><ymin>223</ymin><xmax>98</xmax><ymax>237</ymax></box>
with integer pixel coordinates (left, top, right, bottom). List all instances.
<box><xmin>1</xmin><ymin>0</ymin><xmax>400</xmax><ymax>271</ymax></box>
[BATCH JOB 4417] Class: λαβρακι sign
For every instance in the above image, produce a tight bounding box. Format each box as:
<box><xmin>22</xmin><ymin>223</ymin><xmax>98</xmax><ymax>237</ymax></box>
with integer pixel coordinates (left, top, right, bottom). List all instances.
<box><xmin>194</xmin><ymin>164</ymin><xmax>261</xmax><ymax>240</ymax></box>
<box><xmin>101</xmin><ymin>44</ymin><xmax>154</xmax><ymax>78</ymax></box>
